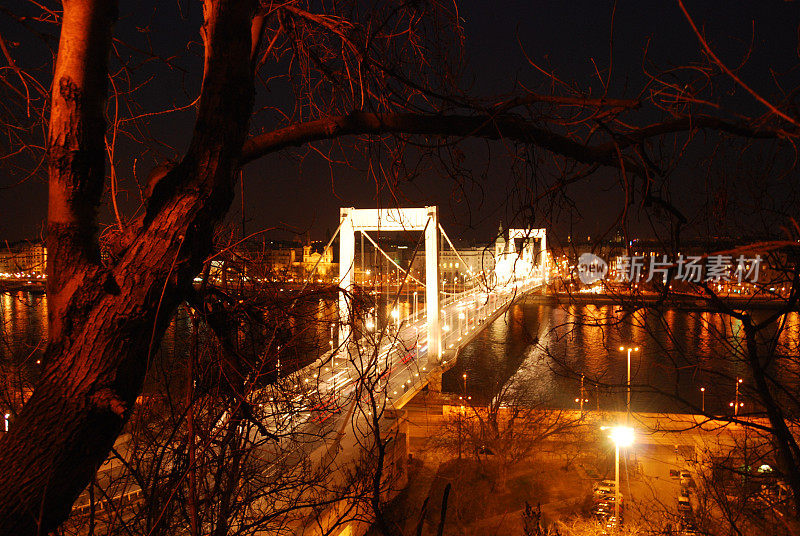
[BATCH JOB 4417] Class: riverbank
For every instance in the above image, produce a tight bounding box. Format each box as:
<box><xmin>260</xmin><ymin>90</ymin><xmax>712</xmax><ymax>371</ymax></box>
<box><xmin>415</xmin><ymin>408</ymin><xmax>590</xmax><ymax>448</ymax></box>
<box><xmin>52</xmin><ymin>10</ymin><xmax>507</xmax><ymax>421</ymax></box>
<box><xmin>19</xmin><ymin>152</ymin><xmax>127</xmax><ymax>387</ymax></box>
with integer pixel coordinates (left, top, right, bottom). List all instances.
<box><xmin>531</xmin><ymin>291</ymin><xmax>787</xmax><ymax>310</ymax></box>
<box><xmin>0</xmin><ymin>280</ymin><xmax>45</xmax><ymax>293</ymax></box>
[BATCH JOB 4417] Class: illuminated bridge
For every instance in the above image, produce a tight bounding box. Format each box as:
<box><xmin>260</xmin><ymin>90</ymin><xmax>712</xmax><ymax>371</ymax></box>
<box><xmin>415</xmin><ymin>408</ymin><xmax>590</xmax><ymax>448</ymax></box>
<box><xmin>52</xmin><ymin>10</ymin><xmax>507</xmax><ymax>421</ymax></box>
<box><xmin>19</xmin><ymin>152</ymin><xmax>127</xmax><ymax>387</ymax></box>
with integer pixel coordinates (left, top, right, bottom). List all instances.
<box><xmin>298</xmin><ymin>206</ymin><xmax>550</xmax><ymax>410</ymax></box>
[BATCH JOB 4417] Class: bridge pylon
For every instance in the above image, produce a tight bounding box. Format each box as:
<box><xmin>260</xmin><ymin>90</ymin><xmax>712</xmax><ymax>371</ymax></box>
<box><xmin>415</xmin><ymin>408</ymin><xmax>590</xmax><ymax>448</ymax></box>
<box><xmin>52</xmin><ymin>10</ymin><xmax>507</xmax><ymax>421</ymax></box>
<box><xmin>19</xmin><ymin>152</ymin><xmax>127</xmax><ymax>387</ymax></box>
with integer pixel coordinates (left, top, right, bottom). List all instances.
<box><xmin>338</xmin><ymin>206</ymin><xmax>442</xmax><ymax>365</ymax></box>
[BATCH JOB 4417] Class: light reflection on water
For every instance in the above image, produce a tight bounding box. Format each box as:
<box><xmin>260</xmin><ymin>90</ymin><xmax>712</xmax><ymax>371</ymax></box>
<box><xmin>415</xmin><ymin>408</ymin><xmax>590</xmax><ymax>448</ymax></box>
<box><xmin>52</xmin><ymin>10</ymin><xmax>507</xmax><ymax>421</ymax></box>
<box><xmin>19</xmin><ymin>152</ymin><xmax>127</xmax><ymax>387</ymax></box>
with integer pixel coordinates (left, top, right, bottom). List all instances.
<box><xmin>444</xmin><ymin>296</ymin><xmax>800</xmax><ymax>414</ymax></box>
<box><xmin>3</xmin><ymin>291</ymin><xmax>799</xmax><ymax>414</ymax></box>
<box><xmin>1</xmin><ymin>292</ymin><xmax>47</xmax><ymax>363</ymax></box>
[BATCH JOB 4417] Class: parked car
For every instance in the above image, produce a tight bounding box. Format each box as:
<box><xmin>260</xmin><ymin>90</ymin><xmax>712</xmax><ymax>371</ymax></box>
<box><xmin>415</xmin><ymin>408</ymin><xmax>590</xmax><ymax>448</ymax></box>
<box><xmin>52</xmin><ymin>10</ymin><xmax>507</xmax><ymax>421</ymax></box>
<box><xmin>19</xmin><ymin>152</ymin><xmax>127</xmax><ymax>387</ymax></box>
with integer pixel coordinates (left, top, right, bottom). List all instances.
<box><xmin>591</xmin><ymin>503</ymin><xmax>612</xmax><ymax>516</ymax></box>
<box><xmin>604</xmin><ymin>514</ymin><xmax>623</xmax><ymax>530</ymax></box>
<box><xmin>595</xmin><ymin>492</ymin><xmax>622</xmax><ymax>503</ymax></box>
<box><xmin>677</xmin><ymin>495</ymin><xmax>692</xmax><ymax>513</ymax></box>
<box><xmin>593</xmin><ymin>480</ymin><xmax>616</xmax><ymax>496</ymax></box>
<box><xmin>592</xmin><ymin>499</ymin><xmax>623</xmax><ymax>516</ymax></box>
<box><xmin>680</xmin><ymin>469</ymin><xmax>694</xmax><ymax>487</ymax></box>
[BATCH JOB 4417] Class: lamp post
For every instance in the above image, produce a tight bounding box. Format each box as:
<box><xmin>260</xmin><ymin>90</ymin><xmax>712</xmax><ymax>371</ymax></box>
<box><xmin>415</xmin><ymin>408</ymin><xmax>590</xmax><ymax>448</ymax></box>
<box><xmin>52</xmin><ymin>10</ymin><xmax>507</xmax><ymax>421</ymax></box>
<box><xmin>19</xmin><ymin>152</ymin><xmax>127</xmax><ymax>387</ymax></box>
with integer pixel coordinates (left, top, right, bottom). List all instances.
<box><xmin>413</xmin><ymin>291</ymin><xmax>418</xmax><ymax>321</ymax></box>
<box><xmin>609</xmin><ymin>426</ymin><xmax>634</xmax><ymax>531</ymax></box>
<box><xmin>700</xmin><ymin>387</ymin><xmax>705</xmax><ymax>413</ymax></box>
<box><xmin>575</xmin><ymin>374</ymin><xmax>589</xmax><ymax>416</ymax></box>
<box><xmin>619</xmin><ymin>346</ymin><xmax>639</xmax><ymax>422</ymax></box>
<box><xmin>330</xmin><ymin>323</ymin><xmax>336</xmax><ymax>363</ymax></box>
<box><xmin>730</xmin><ymin>378</ymin><xmax>743</xmax><ymax>416</ymax></box>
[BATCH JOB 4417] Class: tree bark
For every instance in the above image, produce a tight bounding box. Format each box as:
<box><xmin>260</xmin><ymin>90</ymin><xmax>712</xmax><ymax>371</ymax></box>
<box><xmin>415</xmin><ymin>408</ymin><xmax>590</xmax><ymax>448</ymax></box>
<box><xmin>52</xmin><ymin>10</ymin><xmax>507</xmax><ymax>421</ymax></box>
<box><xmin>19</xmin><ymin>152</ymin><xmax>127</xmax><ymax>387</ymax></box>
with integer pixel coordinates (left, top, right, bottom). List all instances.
<box><xmin>0</xmin><ymin>0</ymin><xmax>256</xmax><ymax>533</ymax></box>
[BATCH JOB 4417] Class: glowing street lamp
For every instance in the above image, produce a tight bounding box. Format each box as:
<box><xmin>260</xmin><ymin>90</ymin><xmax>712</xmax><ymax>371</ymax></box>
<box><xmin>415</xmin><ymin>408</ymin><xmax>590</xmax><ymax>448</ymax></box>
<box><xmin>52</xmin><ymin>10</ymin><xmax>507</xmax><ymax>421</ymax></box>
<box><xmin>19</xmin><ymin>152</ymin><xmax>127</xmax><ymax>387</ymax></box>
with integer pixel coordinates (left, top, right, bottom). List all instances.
<box><xmin>619</xmin><ymin>346</ymin><xmax>640</xmax><ymax>421</ymax></box>
<box><xmin>700</xmin><ymin>387</ymin><xmax>705</xmax><ymax>413</ymax></box>
<box><xmin>730</xmin><ymin>378</ymin><xmax>744</xmax><ymax>416</ymax></box>
<box><xmin>609</xmin><ymin>425</ymin><xmax>634</xmax><ymax>529</ymax></box>
<box><xmin>576</xmin><ymin>374</ymin><xmax>589</xmax><ymax>415</ymax></box>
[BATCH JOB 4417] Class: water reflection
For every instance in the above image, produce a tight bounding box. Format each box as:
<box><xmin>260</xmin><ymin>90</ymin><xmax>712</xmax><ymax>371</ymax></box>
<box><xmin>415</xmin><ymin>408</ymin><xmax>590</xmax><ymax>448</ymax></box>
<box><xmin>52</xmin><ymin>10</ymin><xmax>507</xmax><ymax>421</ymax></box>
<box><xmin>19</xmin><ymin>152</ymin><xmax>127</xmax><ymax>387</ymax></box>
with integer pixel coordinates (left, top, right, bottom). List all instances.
<box><xmin>1</xmin><ymin>291</ymin><xmax>47</xmax><ymax>363</ymax></box>
<box><xmin>3</xmin><ymin>290</ymin><xmax>798</xmax><ymax>416</ymax></box>
<box><xmin>445</xmin><ymin>296</ymin><xmax>799</xmax><ymax>415</ymax></box>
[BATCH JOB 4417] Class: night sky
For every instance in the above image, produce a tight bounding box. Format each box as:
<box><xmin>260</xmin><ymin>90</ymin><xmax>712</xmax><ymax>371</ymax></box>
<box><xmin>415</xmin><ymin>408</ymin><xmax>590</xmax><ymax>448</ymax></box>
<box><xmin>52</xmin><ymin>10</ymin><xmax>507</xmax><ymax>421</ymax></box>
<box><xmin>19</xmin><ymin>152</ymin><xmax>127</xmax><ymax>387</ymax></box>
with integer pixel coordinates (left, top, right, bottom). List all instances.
<box><xmin>2</xmin><ymin>1</ymin><xmax>799</xmax><ymax>246</ymax></box>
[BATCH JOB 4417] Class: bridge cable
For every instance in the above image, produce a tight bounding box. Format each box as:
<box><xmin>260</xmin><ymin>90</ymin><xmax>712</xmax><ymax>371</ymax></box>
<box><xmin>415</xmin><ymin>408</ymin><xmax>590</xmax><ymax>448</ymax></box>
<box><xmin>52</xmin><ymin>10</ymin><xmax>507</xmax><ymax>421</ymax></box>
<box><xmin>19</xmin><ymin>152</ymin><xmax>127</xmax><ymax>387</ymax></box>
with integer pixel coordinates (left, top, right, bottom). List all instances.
<box><xmin>438</xmin><ymin>224</ymin><xmax>487</xmax><ymax>297</ymax></box>
<box><xmin>359</xmin><ymin>230</ymin><xmax>426</xmax><ymax>287</ymax></box>
<box><xmin>290</xmin><ymin>218</ymin><xmax>345</xmax><ymax>312</ymax></box>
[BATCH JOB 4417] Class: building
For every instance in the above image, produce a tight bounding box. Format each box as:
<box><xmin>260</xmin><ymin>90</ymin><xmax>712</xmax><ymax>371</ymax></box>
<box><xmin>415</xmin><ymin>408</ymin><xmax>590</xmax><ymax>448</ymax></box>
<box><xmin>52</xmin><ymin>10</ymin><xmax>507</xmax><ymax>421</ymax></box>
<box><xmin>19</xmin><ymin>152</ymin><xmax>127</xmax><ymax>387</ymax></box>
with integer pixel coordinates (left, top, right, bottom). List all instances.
<box><xmin>294</xmin><ymin>242</ymin><xmax>336</xmax><ymax>280</ymax></box>
<box><xmin>0</xmin><ymin>241</ymin><xmax>47</xmax><ymax>277</ymax></box>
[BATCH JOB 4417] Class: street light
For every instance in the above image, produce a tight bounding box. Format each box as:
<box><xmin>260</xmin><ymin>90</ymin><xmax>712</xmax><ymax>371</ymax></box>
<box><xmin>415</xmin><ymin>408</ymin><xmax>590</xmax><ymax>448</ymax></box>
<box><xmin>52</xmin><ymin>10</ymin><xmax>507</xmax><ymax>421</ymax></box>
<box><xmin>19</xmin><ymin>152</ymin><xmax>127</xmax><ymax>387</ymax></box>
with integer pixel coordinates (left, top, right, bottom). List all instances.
<box><xmin>700</xmin><ymin>387</ymin><xmax>705</xmax><ymax>413</ymax></box>
<box><xmin>576</xmin><ymin>374</ymin><xmax>589</xmax><ymax>415</ymax></box>
<box><xmin>619</xmin><ymin>346</ymin><xmax>639</xmax><ymax>421</ymax></box>
<box><xmin>609</xmin><ymin>425</ymin><xmax>634</xmax><ymax>530</ymax></box>
<box><xmin>730</xmin><ymin>378</ymin><xmax>744</xmax><ymax>416</ymax></box>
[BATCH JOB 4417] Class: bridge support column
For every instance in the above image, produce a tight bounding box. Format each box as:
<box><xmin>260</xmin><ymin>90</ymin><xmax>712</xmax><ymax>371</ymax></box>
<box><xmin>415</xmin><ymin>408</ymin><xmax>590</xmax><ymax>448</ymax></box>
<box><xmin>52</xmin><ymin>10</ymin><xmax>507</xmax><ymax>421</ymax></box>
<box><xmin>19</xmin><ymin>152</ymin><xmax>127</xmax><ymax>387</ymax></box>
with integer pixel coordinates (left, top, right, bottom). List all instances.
<box><xmin>425</xmin><ymin>206</ymin><xmax>441</xmax><ymax>365</ymax></box>
<box><xmin>540</xmin><ymin>232</ymin><xmax>548</xmax><ymax>284</ymax></box>
<box><xmin>426</xmin><ymin>370</ymin><xmax>442</xmax><ymax>392</ymax></box>
<box><xmin>338</xmin><ymin>208</ymin><xmax>355</xmax><ymax>353</ymax></box>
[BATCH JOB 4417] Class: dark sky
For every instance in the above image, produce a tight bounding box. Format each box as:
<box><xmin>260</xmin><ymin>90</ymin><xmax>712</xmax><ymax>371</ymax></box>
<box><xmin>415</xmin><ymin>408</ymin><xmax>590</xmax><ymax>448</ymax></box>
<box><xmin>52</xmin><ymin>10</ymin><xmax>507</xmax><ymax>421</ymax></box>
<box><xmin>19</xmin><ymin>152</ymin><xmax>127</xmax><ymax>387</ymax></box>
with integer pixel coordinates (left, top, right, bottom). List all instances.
<box><xmin>2</xmin><ymin>1</ymin><xmax>799</xmax><ymax>246</ymax></box>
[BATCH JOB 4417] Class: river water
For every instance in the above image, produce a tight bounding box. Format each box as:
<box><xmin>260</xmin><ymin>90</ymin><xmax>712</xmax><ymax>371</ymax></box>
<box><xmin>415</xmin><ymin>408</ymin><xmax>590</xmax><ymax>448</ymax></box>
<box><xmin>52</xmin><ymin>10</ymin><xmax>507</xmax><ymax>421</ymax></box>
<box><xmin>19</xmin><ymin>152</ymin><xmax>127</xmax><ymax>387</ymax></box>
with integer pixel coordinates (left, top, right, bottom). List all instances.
<box><xmin>2</xmin><ymin>290</ymin><xmax>798</xmax><ymax>414</ymax></box>
<box><xmin>442</xmin><ymin>296</ymin><xmax>800</xmax><ymax>414</ymax></box>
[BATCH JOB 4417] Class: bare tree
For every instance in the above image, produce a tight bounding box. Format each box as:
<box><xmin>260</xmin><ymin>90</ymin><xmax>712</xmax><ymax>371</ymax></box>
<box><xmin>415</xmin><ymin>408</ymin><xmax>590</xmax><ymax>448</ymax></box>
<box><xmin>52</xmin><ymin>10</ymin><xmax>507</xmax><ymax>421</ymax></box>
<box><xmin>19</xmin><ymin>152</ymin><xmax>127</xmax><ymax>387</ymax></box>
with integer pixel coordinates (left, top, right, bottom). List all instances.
<box><xmin>2</xmin><ymin>1</ymin><xmax>800</xmax><ymax>534</ymax></box>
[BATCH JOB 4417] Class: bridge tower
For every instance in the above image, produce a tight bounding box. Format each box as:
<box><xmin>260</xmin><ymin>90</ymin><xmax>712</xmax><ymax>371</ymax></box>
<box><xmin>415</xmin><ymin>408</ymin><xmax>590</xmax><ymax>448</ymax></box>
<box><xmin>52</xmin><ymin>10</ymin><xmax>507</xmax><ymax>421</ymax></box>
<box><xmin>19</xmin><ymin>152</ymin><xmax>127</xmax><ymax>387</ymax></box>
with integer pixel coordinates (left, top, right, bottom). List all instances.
<box><xmin>495</xmin><ymin>228</ymin><xmax>548</xmax><ymax>283</ymax></box>
<box><xmin>508</xmin><ymin>228</ymin><xmax>548</xmax><ymax>282</ymax></box>
<box><xmin>338</xmin><ymin>206</ymin><xmax>442</xmax><ymax>364</ymax></box>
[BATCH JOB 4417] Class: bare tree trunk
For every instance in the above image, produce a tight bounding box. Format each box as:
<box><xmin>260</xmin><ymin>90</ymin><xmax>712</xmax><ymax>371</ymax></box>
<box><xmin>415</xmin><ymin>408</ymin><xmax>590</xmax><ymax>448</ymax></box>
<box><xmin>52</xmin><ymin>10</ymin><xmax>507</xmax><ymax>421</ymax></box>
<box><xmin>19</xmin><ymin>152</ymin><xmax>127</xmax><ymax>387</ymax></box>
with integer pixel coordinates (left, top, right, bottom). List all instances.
<box><xmin>187</xmin><ymin>311</ymin><xmax>200</xmax><ymax>536</ymax></box>
<box><xmin>744</xmin><ymin>320</ymin><xmax>800</xmax><ymax>513</ymax></box>
<box><xmin>0</xmin><ymin>1</ymin><xmax>256</xmax><ymax>533</ymax></box>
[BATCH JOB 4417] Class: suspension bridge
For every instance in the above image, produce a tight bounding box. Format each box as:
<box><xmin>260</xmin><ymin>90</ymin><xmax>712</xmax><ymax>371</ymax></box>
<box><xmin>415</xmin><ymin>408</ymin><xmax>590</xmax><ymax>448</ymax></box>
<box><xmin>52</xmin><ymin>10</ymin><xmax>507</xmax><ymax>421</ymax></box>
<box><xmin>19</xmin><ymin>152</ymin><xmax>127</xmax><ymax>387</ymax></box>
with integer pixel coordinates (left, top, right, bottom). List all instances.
<box><xmin>293</xmin><ymin>206</ymin><xmax>550</xmax><ymax>413</ymax></box>
<box><xmin>267</xmin><ymin>206</ymin><xmax>551</xmax><ymax>534</ymax></box>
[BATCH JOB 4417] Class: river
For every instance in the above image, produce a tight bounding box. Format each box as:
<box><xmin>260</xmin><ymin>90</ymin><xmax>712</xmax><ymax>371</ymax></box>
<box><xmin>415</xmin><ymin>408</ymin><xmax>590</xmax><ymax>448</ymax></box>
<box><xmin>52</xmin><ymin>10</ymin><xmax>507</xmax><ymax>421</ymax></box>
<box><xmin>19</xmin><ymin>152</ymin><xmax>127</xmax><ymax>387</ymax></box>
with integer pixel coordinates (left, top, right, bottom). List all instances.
<box><xmin>2</xmin><ymin>290</ymin><xmax>798</xmax><ymax>415</ymax></box>
<box><xmin>442</xmin><ymin>295</ymin><xmax>800</xmax><ymax>415</ymax></box>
